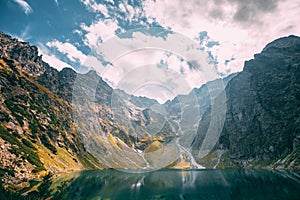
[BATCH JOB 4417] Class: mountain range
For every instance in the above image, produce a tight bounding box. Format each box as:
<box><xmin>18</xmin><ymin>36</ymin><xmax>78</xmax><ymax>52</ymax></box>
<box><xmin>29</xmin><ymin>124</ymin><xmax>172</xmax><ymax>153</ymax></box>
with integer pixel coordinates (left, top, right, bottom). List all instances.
<box><xmin>0</xmin><ymin>31</ymin><xmax>299</xmax><ymax>190</ymax></box>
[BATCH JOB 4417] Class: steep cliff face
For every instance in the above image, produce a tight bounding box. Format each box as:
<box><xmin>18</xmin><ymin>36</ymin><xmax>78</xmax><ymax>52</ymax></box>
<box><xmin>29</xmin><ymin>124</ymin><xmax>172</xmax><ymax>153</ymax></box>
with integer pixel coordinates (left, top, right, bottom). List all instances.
<box><xmin>163</xmin><ymin>73</ymin><xmax>237</xmax><ymax>136</ymax></box>
<box><xmin>193</xmin><ymin>35</ymin><xmax>300</xmax><ymax>170</ymax></box>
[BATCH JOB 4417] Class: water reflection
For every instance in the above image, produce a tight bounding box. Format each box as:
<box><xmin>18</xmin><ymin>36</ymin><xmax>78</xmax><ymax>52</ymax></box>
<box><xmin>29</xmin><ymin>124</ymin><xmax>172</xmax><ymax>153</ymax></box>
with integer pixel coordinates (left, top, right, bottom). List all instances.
<box><xmin>50</xmin><ymin>169</ymin><xmax>300</xmax><ymax>200</ymax></box>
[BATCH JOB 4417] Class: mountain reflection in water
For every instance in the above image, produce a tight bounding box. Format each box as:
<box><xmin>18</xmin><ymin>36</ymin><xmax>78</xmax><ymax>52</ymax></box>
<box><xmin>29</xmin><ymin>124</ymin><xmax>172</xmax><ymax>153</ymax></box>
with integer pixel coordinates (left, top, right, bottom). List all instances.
<box><xmin>50</xmin><ymin>169</ymin><xmax>300</xmax><ymax>200</ymax></box>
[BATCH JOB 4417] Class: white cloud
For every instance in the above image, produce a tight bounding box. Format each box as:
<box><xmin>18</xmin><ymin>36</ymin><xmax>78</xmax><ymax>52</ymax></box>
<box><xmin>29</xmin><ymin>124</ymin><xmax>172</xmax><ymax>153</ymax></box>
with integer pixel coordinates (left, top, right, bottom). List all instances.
<box><xmin>13</xmin><ymin>0</ymin><xmax>33</xmax><ymax>15</ymax></box>
<box><xmin>84</xmin><ymin>55</ymin><xmax>104</xmax><ymax>71</ymax></box>
<box><xmin>47</xmin><ymin>40</ymin><xmax>87</xmax><ymax>64</ymax></box>
<box><xmin>78</xmin><ymin>0</ymin><xmax>300</xmax><ymax>80</ymax></box>
<box><xmin>79</xmin><ymin>0</ymin><xmax>148</xmax><ymax>49</ymax></box>
<box><xmin>42</xmin><ymin>54</ymin><xmax>73</xmax><ymax>71</ymax></box>
<box><xmin>73</xmin><ymin>29</ymin><xmax>82</xmax><ymax>36</ymax></box>
<box><xmin>37</xmin><ymin>44</ymin><xmax>73</xmax><ymax>71</ymax></box>
<box><xmin>80</xmin><ymin>0</ymin><xmax>109</xmax><ymax>16</ymax></box>
<box><xmin>142</xmin><ymin>0</ymin><xmax>300</xmax><ymax>75</ymax></box>
<box><xmin>96</xmin><ymin>31</ymin><xmax>215</xmax><ymax>98</ymax></box>
<box><xmin>81</xmin><ymin>19</ymin><xmax>120</xmax><ymax>48</ymax></box>
<box><xmin>79</xmin><ymin>1</ymin><xmax>124</xmax><ymax>55</ymax></box>
<box><xmin>46</xmin><ymin>40</ymin><xmax>104</xmax><ymax>71</ymax></box>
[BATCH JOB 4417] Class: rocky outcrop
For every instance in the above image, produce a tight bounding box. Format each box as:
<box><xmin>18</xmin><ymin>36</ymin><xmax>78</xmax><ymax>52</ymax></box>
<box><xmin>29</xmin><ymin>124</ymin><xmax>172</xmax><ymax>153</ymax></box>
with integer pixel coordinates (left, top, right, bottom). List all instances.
<box><xmin>0</xmin><ymin>31</ymin><xmax>47</xmax><ymax>76</ymax></box>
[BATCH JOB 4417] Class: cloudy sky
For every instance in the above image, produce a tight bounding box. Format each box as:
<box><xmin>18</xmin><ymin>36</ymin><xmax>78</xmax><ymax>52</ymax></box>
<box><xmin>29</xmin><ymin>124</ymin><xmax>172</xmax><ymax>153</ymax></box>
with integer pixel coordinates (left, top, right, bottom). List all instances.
<box><xmin>1</xmin><ymin>0</ymin><xmax>300</xmax><ymax>102</ymax></box>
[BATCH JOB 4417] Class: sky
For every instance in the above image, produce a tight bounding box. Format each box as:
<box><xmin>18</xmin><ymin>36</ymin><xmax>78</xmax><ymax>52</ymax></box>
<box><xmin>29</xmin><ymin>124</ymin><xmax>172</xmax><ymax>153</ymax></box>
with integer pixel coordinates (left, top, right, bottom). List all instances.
<box><xmin>1</xmin><ymin>0</ymin><xmax>300</xmax><ymax>102</ymax></box>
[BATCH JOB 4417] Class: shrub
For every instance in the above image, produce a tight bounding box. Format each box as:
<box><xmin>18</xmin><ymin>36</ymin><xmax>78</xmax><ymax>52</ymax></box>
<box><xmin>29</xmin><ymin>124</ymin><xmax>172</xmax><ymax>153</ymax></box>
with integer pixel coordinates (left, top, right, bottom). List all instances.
<box><xmin>21</xmin><ymin>138</ymin><xmax>36</xmax><ymax>150</ymax></box>
<box><xmin>40</xmin><ymin>134</ymin><xmax>57</xmax><ymax>154</ymax></box>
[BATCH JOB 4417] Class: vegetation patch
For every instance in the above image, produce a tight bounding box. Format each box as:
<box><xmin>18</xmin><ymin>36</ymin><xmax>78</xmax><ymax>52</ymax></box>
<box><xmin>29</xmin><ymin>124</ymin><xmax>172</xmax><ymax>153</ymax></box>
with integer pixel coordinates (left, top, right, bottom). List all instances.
<box><xmin>0</xmin><ymin>125</ymin><xmax>45</xmax><ymax>172</ymax></box>
<box><xmin>40</xmin><ymin>134</ymin><xmax>57</xmax><ymax>154</ymax></box>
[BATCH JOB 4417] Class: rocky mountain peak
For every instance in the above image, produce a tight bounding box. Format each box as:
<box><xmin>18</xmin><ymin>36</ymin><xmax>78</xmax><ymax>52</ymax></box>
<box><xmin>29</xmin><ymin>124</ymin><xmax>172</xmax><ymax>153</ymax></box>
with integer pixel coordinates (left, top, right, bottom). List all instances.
<box><xmin>0</xmin><ymin>31</ymin><xmax>46</xmax><ymax>76</ymax></box>
<box><xmin>262</xmin><ymin>35</ymin><xmax>300</xmax><ymax>53</ymax></box>
<box><xmin>59</xmin><ymin>67</ymin><xmax>76</xmax><ymax>76</ymax></box>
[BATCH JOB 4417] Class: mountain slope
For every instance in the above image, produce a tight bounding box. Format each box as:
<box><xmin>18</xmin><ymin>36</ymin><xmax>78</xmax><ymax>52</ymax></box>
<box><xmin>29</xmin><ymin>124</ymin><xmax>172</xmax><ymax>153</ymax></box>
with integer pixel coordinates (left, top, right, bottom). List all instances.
<box><xmin>193</xmin><ymin>35</ymin><xmax>300</xmax><ymax>170</ymax></box>
<box><xmin>0</xmin><ymin>31</ymin><xmax>177</xmax><ymax>188</ymax></box>
<box><xmin>0</xmin><ymin>32</ymin><xmax>104</xmax><ymax>188</ymax></box>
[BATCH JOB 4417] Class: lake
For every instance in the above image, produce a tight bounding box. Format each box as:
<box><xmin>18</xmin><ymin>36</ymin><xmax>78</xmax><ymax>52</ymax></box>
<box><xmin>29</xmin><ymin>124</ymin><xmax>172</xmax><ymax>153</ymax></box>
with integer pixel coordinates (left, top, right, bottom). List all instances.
<box><xmin>47</xmin><ymin>169</ymin><xmax>300</xmax><ymax>200</ymax></box>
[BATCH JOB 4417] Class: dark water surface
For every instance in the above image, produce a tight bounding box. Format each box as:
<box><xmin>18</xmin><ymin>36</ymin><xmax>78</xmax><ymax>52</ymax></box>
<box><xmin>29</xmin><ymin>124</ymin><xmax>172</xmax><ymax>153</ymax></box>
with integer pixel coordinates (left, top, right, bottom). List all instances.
<box><xmin>50</xmin><ymin>169</ymin><xmax>300</xmax><ymax>200</ymax></box>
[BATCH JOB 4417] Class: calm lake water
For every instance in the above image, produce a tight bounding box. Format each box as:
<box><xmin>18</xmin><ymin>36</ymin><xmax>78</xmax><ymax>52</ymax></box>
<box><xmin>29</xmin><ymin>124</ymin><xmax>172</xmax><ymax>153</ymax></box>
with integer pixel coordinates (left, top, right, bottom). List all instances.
<box><xmin>50</xmin><ymin>169</ymin><xmax>300</xmax><ymax>200</ymax></box>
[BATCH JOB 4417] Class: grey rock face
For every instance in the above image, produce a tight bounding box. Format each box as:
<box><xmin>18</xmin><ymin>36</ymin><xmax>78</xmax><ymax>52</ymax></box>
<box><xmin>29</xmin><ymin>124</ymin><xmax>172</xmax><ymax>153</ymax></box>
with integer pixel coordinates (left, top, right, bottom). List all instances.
<box><xmin>193</xmin><ymin>35</ymin><xmax>300</xmax><ymax>169</ymax></box>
